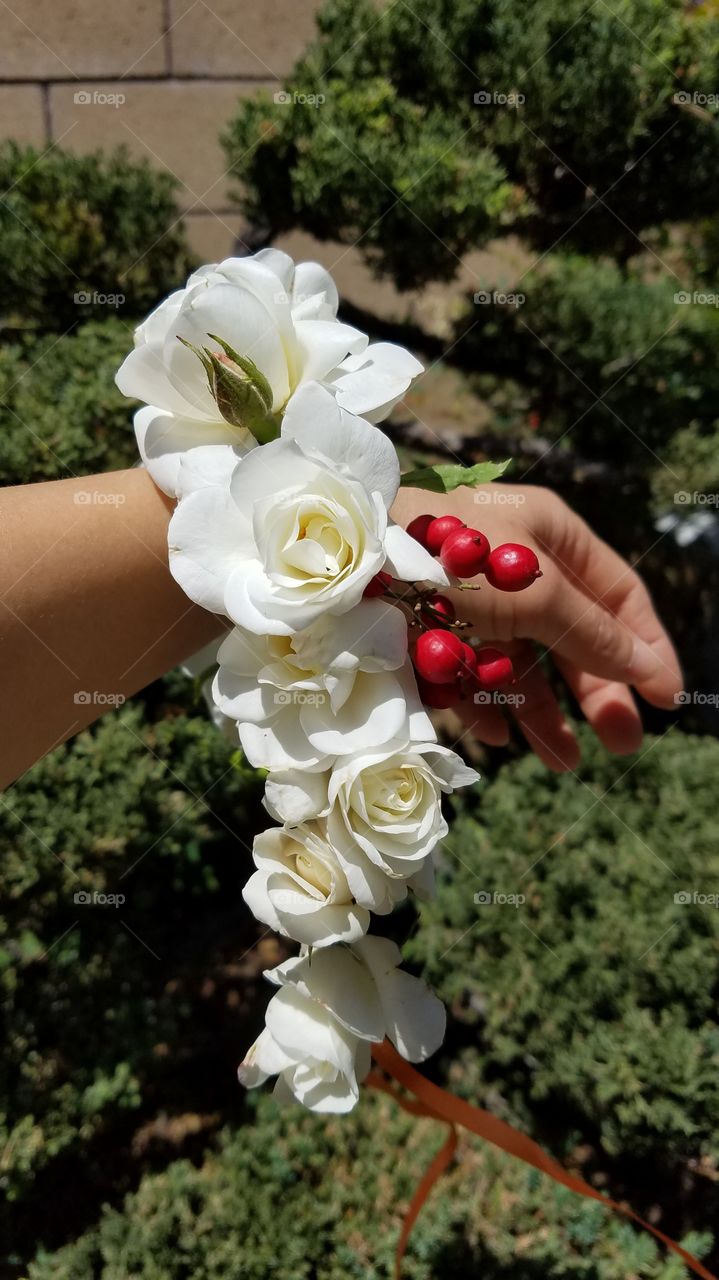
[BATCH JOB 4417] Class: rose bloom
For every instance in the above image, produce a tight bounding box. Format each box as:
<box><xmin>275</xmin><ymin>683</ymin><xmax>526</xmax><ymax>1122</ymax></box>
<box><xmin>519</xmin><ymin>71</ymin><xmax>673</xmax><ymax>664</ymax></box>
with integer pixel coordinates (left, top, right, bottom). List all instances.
<box><xmin>265</xmin><ymin>742</ymin><xmax>479</xmax><ymax>913</ymax></box>
<box><xmin>243</xmin><ymin>823</ymin><xmax>369</xmax><ymax>947</ymax></box>
<box><xmin>168</xmin><ymin>382</ymin><xmax>448</xmax><ymax>634</ymax></box>
<box><xmin>116</xmin><ymin>248</ymin><xmax>422</xmax><ymax>496</ymax></box>
<box><xmin>212</xmin><ymin>603</ymin><xmax>434</xmax><ymax>776</ymax></box>
<box><xmin>238</xmin><ymin>937</ymin><xmax>445</xmax><ymax>1113</ymax></box>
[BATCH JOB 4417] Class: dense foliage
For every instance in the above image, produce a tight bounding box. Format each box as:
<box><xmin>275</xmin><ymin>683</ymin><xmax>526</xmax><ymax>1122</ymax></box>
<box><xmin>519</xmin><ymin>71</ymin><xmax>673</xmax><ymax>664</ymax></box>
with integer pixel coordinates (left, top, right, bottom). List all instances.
<box><xmin>3</xmin><ymin>3</ymin><xmax>719</xmax><ymax>1274</ymax></box>
<box><xmin>0</xmin><ymin>143</ymin><xmax>190</xmax><ymax>333</ymax></box>
<box><xmin>26</xmin><ymin>1092</ymin><xmax>712</xmax><ymax>1280</ymax></box>
<box><xmin>0</xmin><ymin>320</ymin><xmax>137</xmax><ymax>484</ymax></box>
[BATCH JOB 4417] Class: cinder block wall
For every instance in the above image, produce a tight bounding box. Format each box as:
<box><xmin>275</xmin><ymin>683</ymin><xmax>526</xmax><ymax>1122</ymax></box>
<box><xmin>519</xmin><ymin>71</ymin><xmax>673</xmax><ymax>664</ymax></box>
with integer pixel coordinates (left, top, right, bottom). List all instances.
<box><xmin>0</xmin><ymin>0</ymin><xmax>321</xmax><ymax>259</ymax></box>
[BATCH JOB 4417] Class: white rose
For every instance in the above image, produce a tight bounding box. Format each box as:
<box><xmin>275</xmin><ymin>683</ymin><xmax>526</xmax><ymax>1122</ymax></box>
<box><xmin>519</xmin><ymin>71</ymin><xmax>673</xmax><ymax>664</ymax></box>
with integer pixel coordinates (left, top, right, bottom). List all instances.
<box><xmin>267</xmin><ymin>742</ymin><xmax>478</xmax><ymax>911</ymax></box>
<box><xmin>237</xmin><ymin>936</ymin><xmax>445</xmax><ymax>1113</ymax></box>
<box><xmin>242</xmin><ymin>823</ymin><xmax>370</xmax><ymax>947</ymax></box>
<box><xmin>238</xmin><ymin>985</ymin><xmax>370</xmax><ymax>1114</ymax></box>
<box><xmin>116</xmin><ymin>248</ymin><xmax>423</xmax><ymax>496</ymax></box>
<box><xmin>168</xmin><ymin>382</ymin><xmax>448</xmax><ymax>634</ymax></box>
<box><xmin>211</xmin><ymin>604</ymin><xmax>434</xmax><ymax>776</ymax></box>
<box><xmin>269</xmin><ymin>937</ymin><xmax>446</xmax><ymax>1064</ymax></box>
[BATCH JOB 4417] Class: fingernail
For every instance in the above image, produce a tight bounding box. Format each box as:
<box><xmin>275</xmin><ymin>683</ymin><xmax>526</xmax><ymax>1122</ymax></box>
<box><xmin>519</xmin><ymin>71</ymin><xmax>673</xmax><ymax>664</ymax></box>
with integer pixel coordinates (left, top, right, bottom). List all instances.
<box><xmin>627</xmin><ymin>637</ymin><xmax>660</xmax><ymax>682</ymax></box>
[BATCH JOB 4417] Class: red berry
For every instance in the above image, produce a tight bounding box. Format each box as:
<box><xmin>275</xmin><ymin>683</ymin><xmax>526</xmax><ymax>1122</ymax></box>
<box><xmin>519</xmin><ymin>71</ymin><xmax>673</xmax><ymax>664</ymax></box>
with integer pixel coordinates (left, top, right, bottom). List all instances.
<box><xmin>422</xmin><ymin>593</ymin><xmax>456</xmax><ymax>623</ymax></box>
<box><xmin>475</xmin><ymin>646</ymin><xmax>514</xmax><ymax>690</ymax></box>
<box><xmin>425</xmin><ymin>515</ymin><xmax>465</xmax><ymax>555</ymax></box>
<box><xmin>416</xmin><ymin>677</ymin><xmax>459</xmax><ymax>709</ymax></box>
<box><xmin>484</xmin><ymin>543</ymin><xmax>541</xmax><ymax>592</ymax></box>
<box><xmin>414</xmin><ymin>629</ymin><xmax>465</xmax><ymax>685</ymax></box>
<box><xmin>363</xmin><ymin>570</ymin><xmax>392</xmax><ymax>598</ymax></box>
<box><xmin>440</xmin><ymin>527</ymin><xmax>491</xmax><ymax>577</ymax></box>
<box><xmin>405</xmin><ymin>513</ymin><xmax>435</xmax><ymax>549</ymax></box>
<box><xmin>458</xmin><ymin>642</ymin><xmax>477</xmax><ymax>678</ymax></box>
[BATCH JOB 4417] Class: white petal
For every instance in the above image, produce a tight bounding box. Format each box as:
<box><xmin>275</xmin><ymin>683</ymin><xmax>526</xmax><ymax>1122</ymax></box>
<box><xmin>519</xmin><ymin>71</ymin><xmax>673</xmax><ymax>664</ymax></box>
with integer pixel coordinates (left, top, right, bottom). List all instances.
<box><xmin>331</xmin><ymin>341</ymin><xmax>424</xmax><ymax>419</ymax></box>
<box><xmin>237</xmin><ymin>1026</ymin><xmax>294</xmax><ymax>1087</ymax></box>
<box><xmin>302</xmin><ymin>670</ymin><xmax>407</xmax><ymax>757</ymax></box>
<box><xmin>383</xmin><ymin>523</ymin><xmax>451</xmax><ymax>586</ymax></box>
<box><xmin>117</xmin><ymin>343</ymin><xmax>212</xmax><ymax>419</ymax></box>
<box><xmin>282</xmin><ymin>382</ymin><xmax>400</xmax><ymax>508</ymax></box>
<box><xmin>168</xmin><ymin>486</ymin><xmax>248</xmax><ymax>614</ymax></box>
<box><xmin>251</xmin><ymin>247</ymin><xmax>296</xmax><ymax>291</ymax></box>
<box><xmin>278</xmin><ymin>948</ymin><xmax>384</xmax><ymax>1042</ymax></box>
<box><xmin>293</xmin><ymin>318</ymin><xmax>367</xmax><ymax>385</ymax></box>
<box><xmin>292</xmin><ymin>261</ymin><xmax>339</xmax><ymax>317</ymax></box>
<box><xmin>352</xmin><ymin>935</ymin><xmax>446</xmax><ymax>1062</ymax></box>
<box><xmin>264</xmin><ymin>770</ymin><xmax>330</xmax><ymax>823</ymax></box>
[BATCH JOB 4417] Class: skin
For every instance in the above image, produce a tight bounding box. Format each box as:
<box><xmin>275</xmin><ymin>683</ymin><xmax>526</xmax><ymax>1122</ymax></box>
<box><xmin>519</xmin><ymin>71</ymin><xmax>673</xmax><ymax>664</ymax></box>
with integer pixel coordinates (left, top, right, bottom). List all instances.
<box><xmin>392</xmin><ymin>484</ymin><xmax>684</xmax><ymax>771</ymax></box>
<box><xmin>0</xmin><ymin>472</ymin><xmax>682</xmax><ymax>789</ymax></box>
<box><xmin>0</xmin><ymin>469</ymin><xmax>224</xmax><ymax>790</ymax></box>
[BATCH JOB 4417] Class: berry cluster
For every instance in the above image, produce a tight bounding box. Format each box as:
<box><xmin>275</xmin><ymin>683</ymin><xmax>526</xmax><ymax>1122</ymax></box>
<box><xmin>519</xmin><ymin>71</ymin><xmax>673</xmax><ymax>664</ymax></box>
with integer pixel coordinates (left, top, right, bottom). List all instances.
<box><xmin>402</xmin><ymin>512</ymin><xmax>542</xmax><ymax>708</ymax></box>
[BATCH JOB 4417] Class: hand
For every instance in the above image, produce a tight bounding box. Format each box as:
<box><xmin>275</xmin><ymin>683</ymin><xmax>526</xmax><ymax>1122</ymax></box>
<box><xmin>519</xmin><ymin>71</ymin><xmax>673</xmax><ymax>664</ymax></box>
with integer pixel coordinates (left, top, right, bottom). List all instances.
<box><xmin>391</xmin><ymin>484</ymin><xmax>683</xmax><ymax>771</ymax></box>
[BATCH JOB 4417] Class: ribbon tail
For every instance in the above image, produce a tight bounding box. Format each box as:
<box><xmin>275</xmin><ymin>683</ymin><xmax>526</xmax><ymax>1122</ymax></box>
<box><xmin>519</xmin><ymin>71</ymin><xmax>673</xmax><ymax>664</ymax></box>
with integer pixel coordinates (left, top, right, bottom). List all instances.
<box><xmin>370</xmin><ymin>1040</ymin><xmax>717</xmax><ymax>1280</ymax></box>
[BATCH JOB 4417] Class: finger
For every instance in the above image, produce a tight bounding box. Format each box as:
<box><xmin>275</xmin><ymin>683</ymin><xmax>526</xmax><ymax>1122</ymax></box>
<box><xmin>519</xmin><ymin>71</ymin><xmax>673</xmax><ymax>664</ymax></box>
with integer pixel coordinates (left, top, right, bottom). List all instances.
<box><xmin>536</xmin><ymin>513</ymin><xmax>683</xmax><ymax>709</ymax></box>
<box><xmin>520</xmin><ymin>569</ymin><xmax>659</xmax><ymax>689</ymax></box>
<box><xmin>509</xmin><ymin>643</ymin><xmax>581</xmax><ymax>772</ymax></box>
<box><xmin>554</xmin><ymin>657</ymin><xmax>644</xmax><ymax>756</ymax></box>
<box><xmin>453</xmin><ymin>696</ymin><xmax>510</xmax><ymax>748</ymax></box>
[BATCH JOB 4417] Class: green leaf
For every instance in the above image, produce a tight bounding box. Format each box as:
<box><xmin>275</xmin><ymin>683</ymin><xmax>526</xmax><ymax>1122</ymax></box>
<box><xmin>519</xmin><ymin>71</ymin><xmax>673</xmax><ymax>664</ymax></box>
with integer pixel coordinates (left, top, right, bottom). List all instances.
<box><xmin>399</xmin><ymin>459</ymin><xmax>512</xmax><ymax>493</ymax></box>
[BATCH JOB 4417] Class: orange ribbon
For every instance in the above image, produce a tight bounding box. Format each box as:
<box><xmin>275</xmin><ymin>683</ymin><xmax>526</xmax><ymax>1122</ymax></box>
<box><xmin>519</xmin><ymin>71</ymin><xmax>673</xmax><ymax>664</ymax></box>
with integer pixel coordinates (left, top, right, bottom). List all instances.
<box><xmin>368</xmin><ymin>1040</ymin><xmax>717</xmax><ymax>1280</ymax></box>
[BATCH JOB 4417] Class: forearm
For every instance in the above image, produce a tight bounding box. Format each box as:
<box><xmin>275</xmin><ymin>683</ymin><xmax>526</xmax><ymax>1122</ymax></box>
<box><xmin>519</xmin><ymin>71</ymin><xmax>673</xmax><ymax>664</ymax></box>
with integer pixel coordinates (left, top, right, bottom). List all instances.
<box><xmin>0</xmin><ymin>469</ymin><xmax>224</xmax><ymax>788</ymax></box>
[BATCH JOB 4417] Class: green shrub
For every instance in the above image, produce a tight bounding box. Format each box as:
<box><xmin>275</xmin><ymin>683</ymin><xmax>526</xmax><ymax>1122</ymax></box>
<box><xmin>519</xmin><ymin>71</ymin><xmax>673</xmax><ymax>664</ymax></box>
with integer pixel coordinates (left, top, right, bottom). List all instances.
<box><xmin>27</xmin><ymin>1092</ymin><xmax>711</xmax><ymax>1280</ymax></box>
<box><xmin>223</xmin><ymin>0</ymin><xmax>719</xmax><ymax>280</ymax></box>
<box><xmin>0</xmin><ymin>143</ymin><xmax>191</xmax><ymax>333</ymax></box>
<box><xmin>0</xmin><ymin>696</ymin><xmax>261</xmax><ymax>1214</ymax></box>
<box><xmin>408</xmin><ymin>726</ymin><xmax>719</xmax><ymax>1162</ymax></box>
<box><xmin>453</xmin><ymin>255</ymin><xmax>719</xmax><ymax>486</ymax></box>
<box><xmin>0</xmin><ymin>319</ymin><xmax>137</xmax><ymax>484</ymax></box>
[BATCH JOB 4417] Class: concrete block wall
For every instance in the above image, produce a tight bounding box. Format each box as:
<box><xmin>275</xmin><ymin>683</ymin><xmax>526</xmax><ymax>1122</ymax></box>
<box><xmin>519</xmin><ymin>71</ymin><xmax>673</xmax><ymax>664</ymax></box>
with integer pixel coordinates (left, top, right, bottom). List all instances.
<box><xmin>0</xmin><ymin>0</ymin><xmax>321</xmax><ymax>260</ymax></box>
